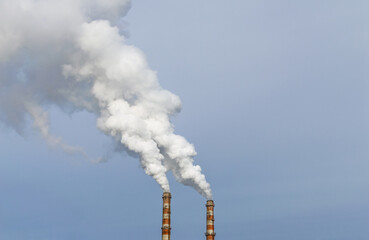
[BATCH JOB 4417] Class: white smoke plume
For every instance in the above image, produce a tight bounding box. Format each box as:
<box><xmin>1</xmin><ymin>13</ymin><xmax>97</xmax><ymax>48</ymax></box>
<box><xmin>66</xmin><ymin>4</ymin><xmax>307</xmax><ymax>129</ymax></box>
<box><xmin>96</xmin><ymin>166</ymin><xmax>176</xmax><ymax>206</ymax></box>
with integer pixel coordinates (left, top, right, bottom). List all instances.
<box><xmin>0</xmin><ymin>0</ymin><xmax>212</xmax><ymax>199</ymax></box>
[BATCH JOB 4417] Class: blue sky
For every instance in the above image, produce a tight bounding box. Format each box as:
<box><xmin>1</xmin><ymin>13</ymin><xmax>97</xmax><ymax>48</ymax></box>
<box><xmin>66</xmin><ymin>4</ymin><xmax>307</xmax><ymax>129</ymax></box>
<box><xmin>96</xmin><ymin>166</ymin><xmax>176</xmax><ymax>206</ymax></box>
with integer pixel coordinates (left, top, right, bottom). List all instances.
<box><xmin>1</xmin><ymin>0</ymin><xmax>369</xmax><ymax>239</ymax></box>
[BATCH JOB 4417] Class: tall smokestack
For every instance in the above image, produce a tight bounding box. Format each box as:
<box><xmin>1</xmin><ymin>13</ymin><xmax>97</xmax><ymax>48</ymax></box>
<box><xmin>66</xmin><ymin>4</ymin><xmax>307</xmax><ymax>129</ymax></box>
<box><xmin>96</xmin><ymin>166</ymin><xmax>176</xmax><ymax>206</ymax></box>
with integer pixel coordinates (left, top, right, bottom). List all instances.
<box><xmin>205</xmin><ymin>200</ymin><xmax>216</xmax><ymax>240</ymax></box>
<box><xmin>162</xmin><ymin>192</ymin><xmax>171</xmax><ymax>240</ymax></box>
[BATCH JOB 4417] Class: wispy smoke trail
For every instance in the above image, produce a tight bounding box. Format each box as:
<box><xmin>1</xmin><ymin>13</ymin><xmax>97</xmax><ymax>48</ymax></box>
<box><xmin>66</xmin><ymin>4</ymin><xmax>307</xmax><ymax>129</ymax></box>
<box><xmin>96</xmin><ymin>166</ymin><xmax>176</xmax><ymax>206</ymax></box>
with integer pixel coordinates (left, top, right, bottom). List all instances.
<box><xmin>25</xmin><ymin>102</ymin><xmax>90</xmax><ymax>157</ymax></box>
<box><xmin>0</xmin><ymin>0</ymin><xmax>212</xmax><ymax>199</ymax></box>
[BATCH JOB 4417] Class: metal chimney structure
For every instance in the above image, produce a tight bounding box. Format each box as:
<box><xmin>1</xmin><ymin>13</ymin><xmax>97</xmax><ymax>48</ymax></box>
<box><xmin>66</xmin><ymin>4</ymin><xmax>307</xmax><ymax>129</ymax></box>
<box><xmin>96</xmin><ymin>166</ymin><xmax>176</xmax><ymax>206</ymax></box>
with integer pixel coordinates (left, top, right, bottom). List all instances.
<box><xmin>162</xmin><ymin>192</ymin><xmax>171</xmax><ymax>240</ymax></box>
<box><xmin>205</xmin><ymin>200</ymin><xmax>216</xmax><ymax>240</ymax></box>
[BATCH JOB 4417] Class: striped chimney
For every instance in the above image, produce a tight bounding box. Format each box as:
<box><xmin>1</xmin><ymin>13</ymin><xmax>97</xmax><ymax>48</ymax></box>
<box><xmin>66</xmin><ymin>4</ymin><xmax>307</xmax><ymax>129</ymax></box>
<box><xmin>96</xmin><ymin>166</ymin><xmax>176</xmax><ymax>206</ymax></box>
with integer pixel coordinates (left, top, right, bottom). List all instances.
<box><xmin>162</xmin><ymin>192</ymin><xmax>171</xmax><ymax>240</ymax></box>
<box><xmin>205</xmin><ymin>200</ymin><xmax>216</xmax><ymax>240</ymax></box>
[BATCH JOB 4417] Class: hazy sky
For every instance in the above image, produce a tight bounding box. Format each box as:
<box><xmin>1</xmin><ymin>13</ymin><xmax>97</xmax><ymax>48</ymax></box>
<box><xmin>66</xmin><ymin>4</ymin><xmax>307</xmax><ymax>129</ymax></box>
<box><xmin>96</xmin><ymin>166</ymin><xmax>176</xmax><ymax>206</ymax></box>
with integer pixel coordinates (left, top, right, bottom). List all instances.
<box><xmin>1</xmin><ymin>1</ymin><xmax>369</xmax><ymax>239</ymax></box>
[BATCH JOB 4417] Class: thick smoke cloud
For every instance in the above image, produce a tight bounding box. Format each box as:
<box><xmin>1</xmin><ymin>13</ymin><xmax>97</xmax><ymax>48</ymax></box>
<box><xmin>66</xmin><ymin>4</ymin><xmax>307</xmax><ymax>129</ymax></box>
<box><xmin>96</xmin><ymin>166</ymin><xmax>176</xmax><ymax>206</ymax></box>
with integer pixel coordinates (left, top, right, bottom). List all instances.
<box><xmin>0</xmin><ymin>0</ymin><xmax>212</xmax><ymax>199</ymax></box>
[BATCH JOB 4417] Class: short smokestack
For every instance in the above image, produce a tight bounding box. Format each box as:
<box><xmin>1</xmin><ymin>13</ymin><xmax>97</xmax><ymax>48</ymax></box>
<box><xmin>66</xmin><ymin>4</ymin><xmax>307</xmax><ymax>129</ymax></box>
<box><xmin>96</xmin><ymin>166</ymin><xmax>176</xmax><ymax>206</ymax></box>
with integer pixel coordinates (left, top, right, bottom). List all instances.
<box><xmin>205</xmin><ymin>200</ymin><xmax>216</xmax><ymax>240</ymax></box>
<box><xmin>162</xmin><ymin>192</ymin><xmax>171</xmax><ymax>240</ymax></box>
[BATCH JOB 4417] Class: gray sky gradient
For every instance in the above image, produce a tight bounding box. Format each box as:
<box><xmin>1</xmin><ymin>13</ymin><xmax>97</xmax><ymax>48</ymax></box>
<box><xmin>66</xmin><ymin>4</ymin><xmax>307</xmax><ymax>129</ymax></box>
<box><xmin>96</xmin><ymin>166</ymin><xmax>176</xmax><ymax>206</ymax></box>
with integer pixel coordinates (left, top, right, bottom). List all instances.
<box><xmin>1</xmin><ymin>0</ymin><xmax>369</xmax><ymax>239</ymax></box>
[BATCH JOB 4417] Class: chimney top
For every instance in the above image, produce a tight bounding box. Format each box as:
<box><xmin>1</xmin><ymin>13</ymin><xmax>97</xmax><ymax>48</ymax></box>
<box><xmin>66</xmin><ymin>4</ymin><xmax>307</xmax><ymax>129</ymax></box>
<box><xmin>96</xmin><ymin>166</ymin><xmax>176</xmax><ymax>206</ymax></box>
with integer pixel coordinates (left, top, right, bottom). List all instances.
<box><xmin>206</xmin><ymin>200</ymin><xmax>214</xmax><ymax>207</ymax></box>
<box><xmin>162</xmin><ymin>192</ymin><xmax>171</xmax><ymax>198</ymax></box>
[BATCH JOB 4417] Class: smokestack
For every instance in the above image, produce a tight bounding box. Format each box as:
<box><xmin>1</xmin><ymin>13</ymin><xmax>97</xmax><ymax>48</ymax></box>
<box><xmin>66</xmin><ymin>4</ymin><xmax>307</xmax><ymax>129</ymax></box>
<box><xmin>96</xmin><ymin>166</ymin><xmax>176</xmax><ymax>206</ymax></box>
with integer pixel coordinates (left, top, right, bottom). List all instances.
<box><xmin>205</xmin><ymin>200</ymin><xmax>216</xmax><ymax>240</ymax></box>
<box><xmin>162</xmin><ymin>192</ymin><xmax>171</xmax><ymax>240</ymax></box>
